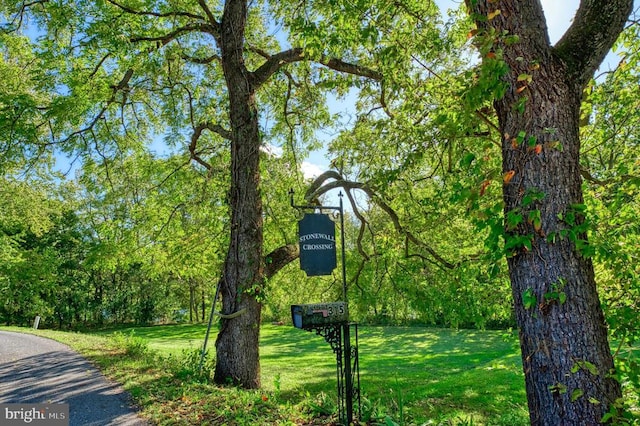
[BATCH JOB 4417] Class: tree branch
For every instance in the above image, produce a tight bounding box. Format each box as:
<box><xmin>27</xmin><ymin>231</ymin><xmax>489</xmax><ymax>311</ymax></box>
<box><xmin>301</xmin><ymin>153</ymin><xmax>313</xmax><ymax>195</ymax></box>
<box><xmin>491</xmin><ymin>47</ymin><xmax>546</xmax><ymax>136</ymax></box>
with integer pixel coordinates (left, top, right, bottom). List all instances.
<box><xmin>106</xmin><ymin>0</ymin><xmax>207</xmax><ymax>21</ymax></box>
<box><xmin>554</xmin><ymin>0</ymin><xmax>633</xmax><ymax>85</ymax></box>
<box><xmin>249</xmin><ymin>46</ymin><xmax>382</xmax><ymax>90</ymax></box>
<box><xmin>189</xmin><ymin>122</ymin><xmax>231</xmax><ymax>171</ymax></box>
<box><xmin>89</xmin><ymin>53</ymin><xmax>111</xmax><ymax>78</ymax></box>
<box><xmin>264</xmin><ymin>244</ymin><xmax>299</xmax><ymax>279</ymax></box>
<box><xmin>181</xmin><ymin>52</ymin><xmax>220</xmax><ymax>65</ymax></box>
<box><xmin>318</xmin><ymin>56</ymin><xmax>382</xmax><ymax>81</ymax></box>
<box><xmin>305</xmin><ymin>172</ymin><xmax>457</xmax><ymax>269</ymax></box>
<box><xmin>53</xmin><ymin>68</ymin><xmax>134</xmax><ymax>145</ymax></box>
<box><xmin>343</xmin><ymin>187</ymin><xmax>372</xmax><ymax>261</ymax></box>
<box><xmin>304</xmin><ymin>170</ymin><xmax>344</xmax><ymax>203</ymax></box>
<box><xmin>130</xmin><ymin>23</ymin><xmax>218</xmax><ymax>46</ymax></box>
<box><xmin>580</xmin><ymin>167</ymin><xmax>639</xmax><ymax>186</ymax></box>
<box><xmin>3</xmin><ymin>0</ymin><xmax>49</xmax><ymax>31</ymax></box>
<box><xmin>106</xmin><ymin>0</ymin><xmax>221</xmax><ymax>45</ymax></box>
<box><xmin>250</xmin><ymin>47</ymin><xmax>305</xmax><ymax>88</ymax></box>
<box><xmin>196</xmin><ymin>0</ymin><xmax>219</xmax><ymax>29</ymax></box>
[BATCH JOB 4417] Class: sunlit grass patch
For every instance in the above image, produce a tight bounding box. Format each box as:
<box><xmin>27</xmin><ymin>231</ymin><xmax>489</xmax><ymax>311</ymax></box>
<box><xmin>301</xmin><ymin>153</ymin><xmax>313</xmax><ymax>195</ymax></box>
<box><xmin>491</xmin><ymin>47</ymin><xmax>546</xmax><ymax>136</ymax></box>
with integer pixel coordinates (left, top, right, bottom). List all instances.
<box><xmin>2</xmin><ymin>324</ymin><xmax>532</xmax><ymax>425</ymax></box>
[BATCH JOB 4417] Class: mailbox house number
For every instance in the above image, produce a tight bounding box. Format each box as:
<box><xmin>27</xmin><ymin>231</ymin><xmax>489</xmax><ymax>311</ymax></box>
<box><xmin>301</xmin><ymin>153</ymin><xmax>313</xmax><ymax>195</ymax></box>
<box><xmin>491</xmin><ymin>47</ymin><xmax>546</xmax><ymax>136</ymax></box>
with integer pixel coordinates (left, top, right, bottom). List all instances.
<box><xmin>312</xmin><ymin>304</ymin><xmax>346</xmax><ymax>318</ymax></box>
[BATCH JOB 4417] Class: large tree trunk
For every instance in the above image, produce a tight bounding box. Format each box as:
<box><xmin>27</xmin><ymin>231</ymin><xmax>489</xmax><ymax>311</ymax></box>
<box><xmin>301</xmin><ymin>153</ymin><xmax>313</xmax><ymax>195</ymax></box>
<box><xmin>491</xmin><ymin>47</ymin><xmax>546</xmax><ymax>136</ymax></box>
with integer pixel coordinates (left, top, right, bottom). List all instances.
<box><xmin>500</xmin><ymin>67</ymin><xmax>620</xmax><ymax>424</ymax></box>
<box><xmin>214</xmin><ymin>0</ymin><xmax>264</xmax><ymax>389</ymax></box>
<box><xmin>466</xmin><ymin>1</ymin><xmax>632</xmax><ymax>423</ymax></box>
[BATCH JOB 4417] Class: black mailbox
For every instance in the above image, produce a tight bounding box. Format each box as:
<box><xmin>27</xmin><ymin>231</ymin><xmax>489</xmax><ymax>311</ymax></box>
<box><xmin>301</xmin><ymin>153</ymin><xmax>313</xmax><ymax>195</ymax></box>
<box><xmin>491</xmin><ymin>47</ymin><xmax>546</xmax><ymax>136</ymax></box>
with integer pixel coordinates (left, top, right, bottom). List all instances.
<box><xmin>291</xmin><ymin>302</ymin><xmax>348</xmax><ymax>329</ymax></box>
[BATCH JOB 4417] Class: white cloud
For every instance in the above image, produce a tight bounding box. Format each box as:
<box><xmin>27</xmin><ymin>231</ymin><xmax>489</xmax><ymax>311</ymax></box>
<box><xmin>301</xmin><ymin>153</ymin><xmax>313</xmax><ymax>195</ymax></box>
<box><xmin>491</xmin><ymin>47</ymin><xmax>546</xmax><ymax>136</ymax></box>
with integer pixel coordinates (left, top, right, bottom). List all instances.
<box><xmin>301</xmin><ymin>161</ymin><xmax>325</xmax><ymax>180</ymax></box>
<box><xmin>260</xmin><ymin>144</ymin><xmax>283</xmax><ymax>157</ymax></box>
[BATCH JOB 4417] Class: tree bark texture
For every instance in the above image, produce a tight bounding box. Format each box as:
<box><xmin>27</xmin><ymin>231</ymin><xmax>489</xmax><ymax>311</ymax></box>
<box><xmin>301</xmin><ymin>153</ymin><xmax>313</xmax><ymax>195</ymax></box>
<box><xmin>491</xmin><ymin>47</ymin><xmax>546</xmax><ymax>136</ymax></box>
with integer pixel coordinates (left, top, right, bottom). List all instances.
<box><xmin>466</xmin><ymin>1</ymin><xmax>632</xmax><ymax>424</ymax></box>
<box><xmin>214</xmin><ymin>0</ymin><xmax>264</xmax><ymax>389</ymax></box>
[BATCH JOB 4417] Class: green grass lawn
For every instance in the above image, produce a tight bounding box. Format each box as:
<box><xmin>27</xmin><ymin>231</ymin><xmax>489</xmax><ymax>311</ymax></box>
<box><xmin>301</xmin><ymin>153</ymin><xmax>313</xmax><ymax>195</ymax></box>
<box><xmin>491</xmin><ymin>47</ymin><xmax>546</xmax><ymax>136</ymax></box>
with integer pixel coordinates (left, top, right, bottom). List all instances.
<box><xmin>2</xmin><ymin>324</ymin><xmax>528</xmax><ymax>426</ymax></box>
<box><xmin>2</xmin><ymin>323</ymin><xmax>637</xmax><ymax>424</ymax></box>
<box><xmin>87</xmin><ymin>323</ymin><xmax>529</xmax><ymax>425</ymax></box>
<box><xmin>1</xmin><ymin>323</ymin><xmax>530</xmax><ymax>424</ymax></box>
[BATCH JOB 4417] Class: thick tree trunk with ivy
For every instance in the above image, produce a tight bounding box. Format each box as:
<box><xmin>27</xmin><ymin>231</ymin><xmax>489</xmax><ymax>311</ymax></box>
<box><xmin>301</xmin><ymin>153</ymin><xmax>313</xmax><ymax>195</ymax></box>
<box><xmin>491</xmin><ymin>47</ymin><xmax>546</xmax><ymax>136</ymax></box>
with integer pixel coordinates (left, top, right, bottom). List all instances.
<box><xmin>213</xmin><ymin>0</ymin><xmax>264</xmax><ymax>388</ymax></box>
<box><xmin>466</xmin><ymin>1</ymin><xmax>632</xmax><ymax>424</ymax></box>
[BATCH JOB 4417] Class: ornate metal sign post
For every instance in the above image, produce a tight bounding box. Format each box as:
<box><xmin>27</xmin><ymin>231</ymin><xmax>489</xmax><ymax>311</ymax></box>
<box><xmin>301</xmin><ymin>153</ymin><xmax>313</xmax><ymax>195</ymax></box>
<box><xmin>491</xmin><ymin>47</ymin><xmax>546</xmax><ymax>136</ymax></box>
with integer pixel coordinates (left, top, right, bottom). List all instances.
<box><xmin>289</xmin><ymin>189</ymin><xmax>360</xmax><ymax>425</ymax></box>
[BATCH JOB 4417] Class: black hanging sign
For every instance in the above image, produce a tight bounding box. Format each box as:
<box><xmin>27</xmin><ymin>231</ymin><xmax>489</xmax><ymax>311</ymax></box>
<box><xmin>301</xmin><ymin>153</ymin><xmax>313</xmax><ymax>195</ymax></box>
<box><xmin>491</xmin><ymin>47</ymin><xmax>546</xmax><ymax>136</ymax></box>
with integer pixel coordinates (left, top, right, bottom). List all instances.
<box><xmin>298</xmin><ymin>213</ymin><xmax>337</xmax><ymax>276</ymax></box>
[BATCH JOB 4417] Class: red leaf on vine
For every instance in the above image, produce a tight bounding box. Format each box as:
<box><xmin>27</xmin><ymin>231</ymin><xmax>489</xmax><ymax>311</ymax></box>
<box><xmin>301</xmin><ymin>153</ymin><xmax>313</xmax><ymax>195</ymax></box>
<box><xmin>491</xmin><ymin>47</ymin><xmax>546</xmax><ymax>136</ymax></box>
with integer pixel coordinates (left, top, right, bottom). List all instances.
<box><xmin>503</xmin><ymin>170</ymin><xmax>515</xmax><ymax>184</ymax></box>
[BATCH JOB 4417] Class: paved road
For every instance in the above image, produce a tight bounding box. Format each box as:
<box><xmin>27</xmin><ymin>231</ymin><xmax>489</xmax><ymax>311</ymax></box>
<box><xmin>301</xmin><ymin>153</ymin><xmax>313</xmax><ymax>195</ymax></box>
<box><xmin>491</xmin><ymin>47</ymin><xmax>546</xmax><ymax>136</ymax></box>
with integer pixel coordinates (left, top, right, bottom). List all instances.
<box><xmin>0</xmin><ymin>331</ymin><xmax>148</xmax><ymax>426</ymax></box>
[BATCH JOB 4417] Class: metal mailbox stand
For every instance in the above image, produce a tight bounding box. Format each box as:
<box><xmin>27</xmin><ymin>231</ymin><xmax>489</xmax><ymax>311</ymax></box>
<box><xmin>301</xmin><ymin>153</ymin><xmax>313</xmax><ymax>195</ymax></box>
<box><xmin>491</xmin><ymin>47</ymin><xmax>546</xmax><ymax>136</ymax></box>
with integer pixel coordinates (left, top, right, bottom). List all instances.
<box><xmin>315</xmin><ymin>321</ymin><xmax>360</xmax><ymax>425</ymax></box>
<box><xmin>290</xmin><ymin>190</ymin><xmax>361</xmax><ymax>425</ymax></box>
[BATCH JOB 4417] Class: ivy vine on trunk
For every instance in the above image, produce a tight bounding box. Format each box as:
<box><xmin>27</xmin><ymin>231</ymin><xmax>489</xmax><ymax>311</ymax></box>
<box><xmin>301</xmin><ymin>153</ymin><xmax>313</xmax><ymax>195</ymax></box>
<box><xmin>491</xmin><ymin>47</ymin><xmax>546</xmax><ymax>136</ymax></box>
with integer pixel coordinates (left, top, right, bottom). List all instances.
<box><xmin>465</xmin><ymin>0</ymin><xmax>633</xmax><ymax>423</ymax></box>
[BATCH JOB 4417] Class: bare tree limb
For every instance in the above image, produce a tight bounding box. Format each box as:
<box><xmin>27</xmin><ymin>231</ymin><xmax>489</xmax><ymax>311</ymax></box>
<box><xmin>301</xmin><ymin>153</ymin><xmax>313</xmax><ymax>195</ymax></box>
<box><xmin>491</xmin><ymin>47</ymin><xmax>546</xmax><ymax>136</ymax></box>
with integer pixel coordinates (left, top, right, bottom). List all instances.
<box><xmin>343</xmin><ymin>187</ymin><xmax>372</xmax><ymax>261</ymax></box>
<box><xmin>318</xmin><ymin>56</ymin><xmax>382</xmax><ymax>81</ymax></box>
<box><xmin>580</xmin><ymin>167</ymin><xmax>639</xmax><ymax>186</ymax></box>
<box><xmin>196</xmin><ymin>0</ymin><xmax>218</xmax><ymax>26</ymax></box>
<box><xmin>306</xmin><ymin>172</ymin><xmax>458</xmax><ymax>270</ymax></box>
<box><xmin>1</xmin><ymin>0</ymin><xmax>48</xmax><ymax>31</ymax></box>
<box><xmin>555</xmin><ymin>0</ymin><xmax>633</xmax><ymax>86</ymax></box>
<box><xmin>53</xmin><ymin>68</ymin><xmax>134</xmax><ymax>145</ymax></box>
<box><xmin>182</xmin><ymin>53</ymin><xmax>220</xmax><ymax>65</ymax></box>
<box><xmin>249</xmin><ymin>46</ymin><xmax>382</xmax><ymax>91</ymax></box>
<box><xmin>106</xmin><ymin>0</ymin><xmax>206</xmax><ymax>21</ymax></box>
<box><xmin>89</xmin><ymin>53</ymin><xmax>111</xmax><ymax>78</ymax></box>
<box><xmin>189</xmin><ymin>122</ymin><xmax>231</xmax><ymax>171</ymax></box>
<box><xmin>304</xmin><ymin>170</ymin><xmax>345</xmax><ymax>203</ymax></box>
<box><xmin>250</xmin><ymin>47</ymin><xmax>305</xmax><ymax>88</ymax></box>
<box><xmin>264</xmin><ymin>244</ymin><xmax>299</xmax><ymax>279</ymax></box>
<box><xmin>130</xmin><ymin>23</ymin><xmax>218</xmax><ymax>46</ymax></box>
